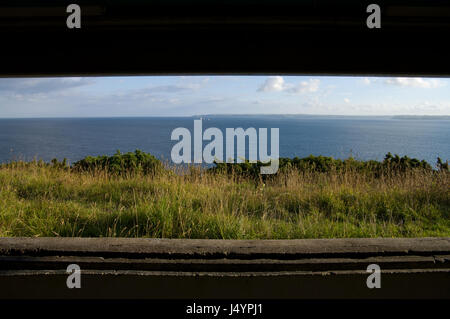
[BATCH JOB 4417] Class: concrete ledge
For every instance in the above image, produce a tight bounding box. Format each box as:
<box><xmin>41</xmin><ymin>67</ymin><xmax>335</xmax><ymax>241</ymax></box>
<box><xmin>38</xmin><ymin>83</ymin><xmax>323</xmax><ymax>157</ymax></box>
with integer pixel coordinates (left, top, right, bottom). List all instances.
<box><xmin>0</xmin><ymin>237</ymin><xmax>449</xmax><ymax>299</ymax></box>
<box><xmin>1</xmin><ymin>237</ymin><xmax>449</xmax><ymax>259</ymax></box>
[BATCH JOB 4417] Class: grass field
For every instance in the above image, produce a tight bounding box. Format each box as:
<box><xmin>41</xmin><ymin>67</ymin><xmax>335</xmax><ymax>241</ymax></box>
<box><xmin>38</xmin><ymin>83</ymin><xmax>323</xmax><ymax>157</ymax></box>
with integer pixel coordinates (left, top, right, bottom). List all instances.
<box><xmin>0</xmin><ymin>156</ymin><xmax>448</xmax><ymax>239</ymax></box>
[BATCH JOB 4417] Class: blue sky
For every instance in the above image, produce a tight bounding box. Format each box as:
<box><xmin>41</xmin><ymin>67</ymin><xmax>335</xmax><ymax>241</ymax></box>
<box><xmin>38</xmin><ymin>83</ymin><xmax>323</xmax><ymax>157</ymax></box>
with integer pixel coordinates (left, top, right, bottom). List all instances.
<box><xmin>0</xmin><ymin>76</ymin><xmax>449</xmax><ymax>117</ymax></box>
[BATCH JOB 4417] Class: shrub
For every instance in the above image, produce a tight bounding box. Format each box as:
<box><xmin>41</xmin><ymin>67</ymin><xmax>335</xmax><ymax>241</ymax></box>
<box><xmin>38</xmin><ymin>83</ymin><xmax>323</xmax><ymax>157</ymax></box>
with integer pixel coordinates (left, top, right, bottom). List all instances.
<box><xmin>209</xmin><ymin>153</ymin><xmax>435</xmax><ymax>179</ymax></box>
<box><xmin>73</xmin><ymin>149</ymin><xmax>163</xmax><ymax>175</ymax></box>
<box><xmin>437</xmin><ymin>157</ymin><xmax>449</xmax><ymax>172</ymax></box>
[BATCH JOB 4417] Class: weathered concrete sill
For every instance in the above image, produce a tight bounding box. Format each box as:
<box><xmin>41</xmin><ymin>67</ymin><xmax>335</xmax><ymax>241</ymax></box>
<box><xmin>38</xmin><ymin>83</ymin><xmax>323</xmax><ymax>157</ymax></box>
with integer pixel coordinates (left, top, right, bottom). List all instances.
<box><xmin>0</xmin><ymin>237</ymin><xmax>449</xmax><ymax>299</ymax></box>
<box><xmin>1</xmin><ymin>237</ymin><xmax>449</xmax><ymax>259</ymax></box>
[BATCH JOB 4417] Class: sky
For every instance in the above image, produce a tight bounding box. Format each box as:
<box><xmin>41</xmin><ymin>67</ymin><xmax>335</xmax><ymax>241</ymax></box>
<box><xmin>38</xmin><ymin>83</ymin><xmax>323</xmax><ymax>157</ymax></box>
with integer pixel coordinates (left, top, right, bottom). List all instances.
<box><xmin>0</xmin><ymin>76</ymin><xmax>449</xmax><ymax>118</ymax></box>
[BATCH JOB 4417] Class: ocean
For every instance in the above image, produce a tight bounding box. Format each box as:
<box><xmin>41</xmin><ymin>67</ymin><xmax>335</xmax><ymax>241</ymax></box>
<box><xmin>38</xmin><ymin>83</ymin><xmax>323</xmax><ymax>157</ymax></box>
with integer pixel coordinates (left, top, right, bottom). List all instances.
<box><xmin>0</xmin><ymin>115</ymin><xmax>448</xmax><ymax>166</ymax></box>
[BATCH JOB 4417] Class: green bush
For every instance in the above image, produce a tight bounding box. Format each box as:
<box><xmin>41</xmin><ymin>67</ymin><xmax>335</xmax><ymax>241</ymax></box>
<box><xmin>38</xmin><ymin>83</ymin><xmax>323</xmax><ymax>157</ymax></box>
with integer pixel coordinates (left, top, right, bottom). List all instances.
<box><xmin>209</xmin><ymin>153</ymin><xmax>436</xmax><ymax>179</ymax></box>
<box><xmin>437</xmin><ymin>157</ymin><xmax>449</xmax><ymax>172</ymax></box>
<box><xmin>73</xmin><ymin>149</ymin><xmax>163</xmax><ymax>175</ymax></box>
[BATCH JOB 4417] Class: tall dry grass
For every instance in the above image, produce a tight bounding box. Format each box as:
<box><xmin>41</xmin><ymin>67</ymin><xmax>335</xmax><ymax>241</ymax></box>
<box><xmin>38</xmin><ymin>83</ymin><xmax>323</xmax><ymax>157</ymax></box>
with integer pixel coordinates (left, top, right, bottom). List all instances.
<box><xmin>0</xmin><ymin>161</ymin><xmax>448</xmax><ymax>238</ymax></box>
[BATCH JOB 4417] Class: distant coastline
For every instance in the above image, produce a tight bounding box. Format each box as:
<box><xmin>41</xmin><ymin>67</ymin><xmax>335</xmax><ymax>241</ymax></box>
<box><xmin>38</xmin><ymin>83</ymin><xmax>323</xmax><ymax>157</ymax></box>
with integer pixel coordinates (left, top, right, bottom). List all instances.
<box><xmin>196</xmin><ymin>114</ymin><xmax>450</xmax><ymax>120</ymax></box>
<box><xmin>391</xmin><ymin>115</ymin><xmax>450</xmax><ymax>120</ymax></box>
<box><xmin>1</xmin><ymin>114</ymin><xmax>449</xmax><ymax>120</ymax></box>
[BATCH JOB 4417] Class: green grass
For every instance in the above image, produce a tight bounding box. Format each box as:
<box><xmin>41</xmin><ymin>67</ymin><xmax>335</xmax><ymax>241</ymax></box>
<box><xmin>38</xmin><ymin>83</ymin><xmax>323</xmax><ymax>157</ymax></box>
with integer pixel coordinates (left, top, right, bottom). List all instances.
<box><xmin>0</xmin><ymin>160</ymin><xmax>448</xmax><ymax>238</ymax></box>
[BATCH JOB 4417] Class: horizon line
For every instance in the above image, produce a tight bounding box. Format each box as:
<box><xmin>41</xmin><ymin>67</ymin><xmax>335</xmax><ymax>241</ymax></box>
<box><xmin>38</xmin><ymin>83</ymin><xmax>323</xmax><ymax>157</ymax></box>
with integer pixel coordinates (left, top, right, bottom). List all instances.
<box><xmin>1</xmin><ymin>114</ymin><xmax>449</xmax><ymax>120</ymax></box>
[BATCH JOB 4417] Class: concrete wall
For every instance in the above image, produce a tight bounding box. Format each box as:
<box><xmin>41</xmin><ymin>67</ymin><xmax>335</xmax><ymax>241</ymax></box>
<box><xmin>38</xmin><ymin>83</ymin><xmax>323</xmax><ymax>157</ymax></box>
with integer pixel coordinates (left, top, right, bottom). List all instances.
<box><xmin>0</xmin><ymin>237</ymin><xmax>449</xmax><ymax>299</ymax></box>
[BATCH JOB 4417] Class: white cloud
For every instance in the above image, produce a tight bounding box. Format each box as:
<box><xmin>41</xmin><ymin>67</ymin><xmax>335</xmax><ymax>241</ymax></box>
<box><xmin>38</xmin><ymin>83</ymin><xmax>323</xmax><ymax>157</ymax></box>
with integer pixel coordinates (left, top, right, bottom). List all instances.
<box><xmin>287</xmin><ymin>79</ymin><xmax>320</xmax><ymax>93</ymax></box>
<box><xmin>384</xmin><ymin>77</ymin><xmax>445</xmax><ymax>88</ymax></box>
<box><xmin>178</xmin><ymin>77</ymin><xmax>210</xmax><ymax>89</ymax></box>
<box><xmin>175</xmin><ymin>76</ymin><xmax>210</xmax><ymax>88</ymax></box>
<box><xmin>258</xmin><ymin>76</ymin><xmax>320</xmax><ymax>94</ymax></box>
<box><xmin>258</xmin><ymin>76</ymin><xmax>286</xmax><ymax>92</ymax></box>
<box><xmin>361</xmin><ymin>77</ymin><xmax>371</xmax><ymax>85</ymax></box>
<box><xmin>143</xmin><ymin>78</ymin><xmax>210</xmax><ymax>94</ymax></box>
<box><xmin>344</xmin><ymin>98</ymin><xmax>350</xmax><ymax>103</ymax></box>
<box><xmin>0</xmin><ymin>77</ymin><xmax>94</xmax><ymax>94</ymax></box>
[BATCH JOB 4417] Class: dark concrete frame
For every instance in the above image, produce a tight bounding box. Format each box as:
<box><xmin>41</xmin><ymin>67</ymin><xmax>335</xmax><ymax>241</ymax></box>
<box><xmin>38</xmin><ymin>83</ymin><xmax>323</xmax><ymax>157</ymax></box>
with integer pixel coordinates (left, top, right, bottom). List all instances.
<box><xmin>0</xmin><ymin>0</ymin><xmax>449</xmax><ymax>300</ymax></box>
<box><xmin>0</xmin><ymin>237</ymin><xmax>449</xmax><ymax>299</ymax></box>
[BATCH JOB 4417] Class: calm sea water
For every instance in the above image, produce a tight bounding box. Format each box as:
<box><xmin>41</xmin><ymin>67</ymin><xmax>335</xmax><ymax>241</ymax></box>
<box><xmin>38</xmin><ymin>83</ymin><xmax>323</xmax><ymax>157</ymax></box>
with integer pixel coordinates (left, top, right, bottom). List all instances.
<box><xmin>0</xmin><ymin>116</ymin><xmax>448</xmax><ymax>166</ymax></box>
